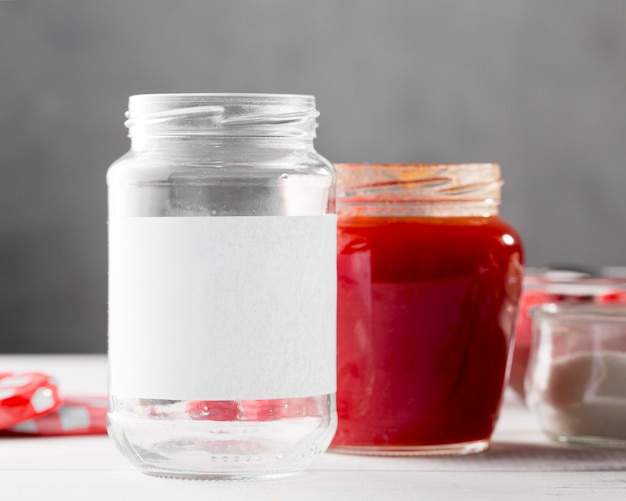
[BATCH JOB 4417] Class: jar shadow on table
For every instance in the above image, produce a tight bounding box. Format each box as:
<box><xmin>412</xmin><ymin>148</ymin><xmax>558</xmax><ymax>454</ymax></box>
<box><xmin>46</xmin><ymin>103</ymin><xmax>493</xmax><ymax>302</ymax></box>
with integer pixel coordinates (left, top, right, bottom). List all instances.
<box><xmin>462</xmin><ymin>441</ymin><xmax>626</xmax><ymax>471</ymax></box>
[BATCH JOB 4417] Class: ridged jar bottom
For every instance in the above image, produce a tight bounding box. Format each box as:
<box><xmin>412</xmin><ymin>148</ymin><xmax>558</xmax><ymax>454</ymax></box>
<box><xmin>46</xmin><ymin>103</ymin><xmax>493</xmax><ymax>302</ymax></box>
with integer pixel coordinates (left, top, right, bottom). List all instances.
<box><xmin>108</xmin><ymin>395</ymin><xmax>337</xmax><ymax>480</ymax></box>
<box><xmin>330</xmin><ymin>439</ymin><xmax>490</xmax><ymax>457</ymax></box>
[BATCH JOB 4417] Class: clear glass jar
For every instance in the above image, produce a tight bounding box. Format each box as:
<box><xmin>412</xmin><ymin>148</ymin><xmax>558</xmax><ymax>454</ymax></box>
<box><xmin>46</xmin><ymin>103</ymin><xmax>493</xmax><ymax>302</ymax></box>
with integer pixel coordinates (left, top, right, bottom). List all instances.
<box><xmin>107</xmin><ymin>94</ymin><xmax>337</xmax><ymax>479</ymax></box>
<box><xmin>510</xmin><ymin>269</ymin><xmax>626</xmax><ymax>399</ymax></box>
<box><xmin>526</xmin><ymin>303</ymin><xmax>626</xmax><ymax>448</ymax></box>
<box><xmin>331</xmin><ymin>163</ymin><xmax>524</xmax><ymax>455</ymax></box>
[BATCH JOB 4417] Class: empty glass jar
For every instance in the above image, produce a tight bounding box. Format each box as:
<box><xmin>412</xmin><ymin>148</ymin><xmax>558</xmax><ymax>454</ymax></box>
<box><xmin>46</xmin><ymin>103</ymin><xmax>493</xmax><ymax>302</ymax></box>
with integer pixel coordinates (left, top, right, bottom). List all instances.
<box><xmin>107</xmin><ymin>94</ymin><xmax>337</xmax><ymax>479</ymax></box>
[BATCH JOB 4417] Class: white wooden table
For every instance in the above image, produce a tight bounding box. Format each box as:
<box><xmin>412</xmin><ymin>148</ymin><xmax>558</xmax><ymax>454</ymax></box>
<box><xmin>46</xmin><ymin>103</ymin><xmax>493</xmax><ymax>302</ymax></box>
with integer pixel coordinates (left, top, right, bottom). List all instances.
<box><xmin>1</xmin><ymin>355</ymin><xmax>625</xmax><ymax>500</ymax></box>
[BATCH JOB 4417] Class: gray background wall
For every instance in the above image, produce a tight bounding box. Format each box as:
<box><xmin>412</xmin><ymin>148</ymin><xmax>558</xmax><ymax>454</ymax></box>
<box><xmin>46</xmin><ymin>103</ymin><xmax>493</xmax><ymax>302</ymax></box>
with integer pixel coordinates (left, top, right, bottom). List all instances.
<box><xmin>1</xmin><ymin>0</ymin><xmax>625</xmax><ymax>353</ymax></box>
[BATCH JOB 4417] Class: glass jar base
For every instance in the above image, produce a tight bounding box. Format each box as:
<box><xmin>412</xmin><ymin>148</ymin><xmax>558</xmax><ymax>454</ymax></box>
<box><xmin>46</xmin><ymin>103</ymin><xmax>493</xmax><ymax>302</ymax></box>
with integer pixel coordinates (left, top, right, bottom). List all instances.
<box><xmin>139</xmin><ymin>465</ymin><xmax>305</xmax><ymax>481</ymax></box>
<box><xmin>545</xmin><ymin>431</ymin><xmax>626</xmax><ymax>450</ymax></box>
<box><xmin>108</xmin><ymin>395</ymin><xmax>336</xmax><ymax>480</ymax></box>
<box><xmin>110</xmin><ymin>430</ymin><xmax>327</xmax><ymax>480</ymax></box>
<box><xmin>329</xmin><ymin>439</ymin><xmax>490</xmax><ymax>457</ymax></box>
<box><xmin>110</xmin><ymin>426</ymin><xmax>329</xmax><ymax>480</ymax></box>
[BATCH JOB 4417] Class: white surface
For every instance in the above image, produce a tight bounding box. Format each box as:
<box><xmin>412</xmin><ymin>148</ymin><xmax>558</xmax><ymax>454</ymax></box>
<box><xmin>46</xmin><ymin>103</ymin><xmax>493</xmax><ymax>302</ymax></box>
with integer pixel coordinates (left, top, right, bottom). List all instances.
<box><xmin>1</xmin><ymin>355</ymin><xmax>626</xmax><ymax>500</ymax></box>
<box><xmin>109</xmin><ymin>215</ymin><xmax>337</xmax><ymax>400</ymax></box>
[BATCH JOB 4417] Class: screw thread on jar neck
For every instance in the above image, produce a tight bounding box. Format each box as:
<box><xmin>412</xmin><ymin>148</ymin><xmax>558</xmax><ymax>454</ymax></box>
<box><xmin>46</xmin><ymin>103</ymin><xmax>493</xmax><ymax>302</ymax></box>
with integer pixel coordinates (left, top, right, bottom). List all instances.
<box><xmin>335</xmin><ymin>163</ymin><xmax>503</xmax><ymax>217</ymax></box>
<box><xmin>125</xmin><ymin>93</ymin><xmax>319</xmax><ymax>138</ymax></box>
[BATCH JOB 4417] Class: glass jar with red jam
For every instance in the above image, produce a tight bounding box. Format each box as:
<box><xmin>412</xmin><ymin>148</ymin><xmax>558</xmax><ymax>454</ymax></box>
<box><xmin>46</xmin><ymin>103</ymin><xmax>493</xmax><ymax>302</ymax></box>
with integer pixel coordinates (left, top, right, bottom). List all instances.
<box><xmin>332</xmin><ymin>163</ymin><xmax>524</xmax><ymax>455</ymax></box>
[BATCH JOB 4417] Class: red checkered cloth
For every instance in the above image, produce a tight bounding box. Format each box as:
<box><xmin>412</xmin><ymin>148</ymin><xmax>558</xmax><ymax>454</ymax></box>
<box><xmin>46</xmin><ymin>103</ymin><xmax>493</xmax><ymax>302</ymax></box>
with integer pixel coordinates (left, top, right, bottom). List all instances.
<box><xmin>7</xmin><ymin>395</ymin><xmax>108</xmax><ymax>436</ymax></box>
<box><xmin>0</xmin><ymin>372</ymin><xmax>62</xmax><ymax>430</ymax></box>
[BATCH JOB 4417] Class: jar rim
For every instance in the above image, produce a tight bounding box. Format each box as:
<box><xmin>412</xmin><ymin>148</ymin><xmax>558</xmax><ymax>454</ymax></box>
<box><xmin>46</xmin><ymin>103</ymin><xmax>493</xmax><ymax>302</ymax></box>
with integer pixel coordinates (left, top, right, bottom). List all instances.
<box><xmin>532</xmin><ymin>303</ymin><xmax>626</xmax><ymax>323</ymax></box>
<box><xmin>129</xmin><ymin>93</ymin><xmax>315</xmax><ymax>106</ymax></box>
<box><xmin>334</xmin><ymin>162</ymin><xmax>500</xmax><ymax>169</ymax></box>
<box><xmin>334</xmin><ymin>163</ymin><xmax>503</xmax><ymax>217</ymax></box>
<box><xmin>126</xmin><ymin>93</ymin><xmax>319</xmax><ymax>139</ymax></box>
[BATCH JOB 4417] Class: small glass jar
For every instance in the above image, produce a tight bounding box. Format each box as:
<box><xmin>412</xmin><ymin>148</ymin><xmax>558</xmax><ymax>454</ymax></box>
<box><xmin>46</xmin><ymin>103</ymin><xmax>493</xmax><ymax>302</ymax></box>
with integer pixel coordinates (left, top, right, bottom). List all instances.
<box><xmin>107</xmin><ymin>94</ymin><xmax>337</xmax><ymax>479</ymax></box>
<box><xmin>509</xmin><ymin>269</ymin><xmax>626</xmax><ymax>399</ymax></box>
<box><xmin>331</xmin><ymin>163</ymin><xmax>524</xmax><ymax>455</ymax></box>
<box><xmin>526</xmin><ymin>303</ymin><xmax>626</xmax><ymax>448</ymax></box>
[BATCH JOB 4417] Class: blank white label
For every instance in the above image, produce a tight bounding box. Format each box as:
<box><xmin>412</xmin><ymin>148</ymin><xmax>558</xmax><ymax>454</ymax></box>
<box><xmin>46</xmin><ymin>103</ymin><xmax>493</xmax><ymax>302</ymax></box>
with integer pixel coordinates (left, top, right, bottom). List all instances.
<box><xmin>108</xmin><ymin>215</ymin><xmax>337</xmax><ymax>400</ymax></box>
